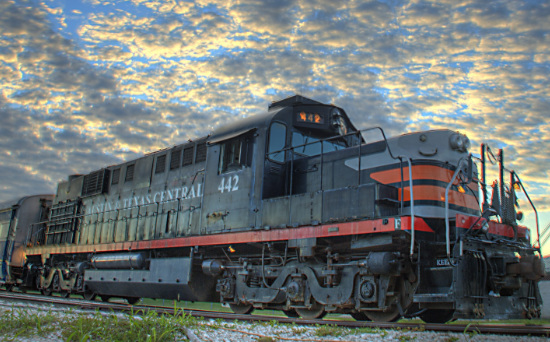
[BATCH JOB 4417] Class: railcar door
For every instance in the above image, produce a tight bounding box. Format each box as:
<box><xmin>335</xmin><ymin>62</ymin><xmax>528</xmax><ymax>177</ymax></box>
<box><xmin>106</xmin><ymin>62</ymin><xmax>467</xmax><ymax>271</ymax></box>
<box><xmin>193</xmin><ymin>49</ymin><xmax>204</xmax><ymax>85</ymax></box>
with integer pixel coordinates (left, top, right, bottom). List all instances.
<box><xmin>201</xmin><ymin>131</ymin><xmax>257</xmax><ymax>233</ymax></box>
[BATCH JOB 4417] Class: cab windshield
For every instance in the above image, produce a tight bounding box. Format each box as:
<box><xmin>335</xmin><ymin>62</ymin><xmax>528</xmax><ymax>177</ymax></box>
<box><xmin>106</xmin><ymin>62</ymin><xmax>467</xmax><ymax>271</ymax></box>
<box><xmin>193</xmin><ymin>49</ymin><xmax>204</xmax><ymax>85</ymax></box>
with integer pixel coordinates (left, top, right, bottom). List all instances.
<box><xmin>291</xmin><ymin>130</ymin><xmax>349</xmax><ymax>157</ymax></box>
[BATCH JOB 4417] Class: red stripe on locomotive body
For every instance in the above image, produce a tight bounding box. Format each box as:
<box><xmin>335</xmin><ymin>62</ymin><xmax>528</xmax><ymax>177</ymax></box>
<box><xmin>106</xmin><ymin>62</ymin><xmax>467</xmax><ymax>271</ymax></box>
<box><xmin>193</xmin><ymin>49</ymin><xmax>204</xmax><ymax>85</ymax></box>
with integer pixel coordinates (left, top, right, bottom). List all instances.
<box><xmin>26</xmin><ymin>214</ymin><xmax>525</xmax><ymax>256</ymax></box>
<box><xmin>455</xmin><ymin>213</ymin><xmax>529</xmax><ymax>239</ymax></box>
<box><xmin>400</xmin><ymin>216</ymin><xmax>435</xmax><ymax>233</ymax></box>
<box><xmin>370</xmin><ymin>165</ymin><xmax>479</xmax><ymax>211</ymax></box>
<box><xmin>25</xmin><ymin>216</ymin><xmax>438</xmax><ymax>256</ymax></box>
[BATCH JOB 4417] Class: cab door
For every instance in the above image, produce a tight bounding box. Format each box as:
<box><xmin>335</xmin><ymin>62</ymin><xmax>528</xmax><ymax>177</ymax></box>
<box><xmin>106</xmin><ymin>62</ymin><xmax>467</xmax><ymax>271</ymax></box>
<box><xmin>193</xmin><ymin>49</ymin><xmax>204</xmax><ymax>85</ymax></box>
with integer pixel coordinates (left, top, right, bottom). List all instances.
<box><xmin>201</xmin><ymin>131</ymin><xmax>257</xmax><ymax>233</ymax></box>
<box><xmin>262</xmin><ymin>121</ymin><xmax>288</xmax><ymax>199</ymax></box>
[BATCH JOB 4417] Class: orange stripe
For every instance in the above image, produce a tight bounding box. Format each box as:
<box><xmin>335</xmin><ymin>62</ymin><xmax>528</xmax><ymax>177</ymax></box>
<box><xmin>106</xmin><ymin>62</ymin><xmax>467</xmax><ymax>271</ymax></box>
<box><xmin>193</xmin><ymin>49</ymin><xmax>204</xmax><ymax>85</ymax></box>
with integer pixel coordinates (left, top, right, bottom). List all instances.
<box><xmin>372</xmin><ymin>165</ymin><xmax>478</xmax><ymax>210</ymax></box>
<box><xmin>371</xmin><ymin>165</ymin><xmax>477</xmax><ymax>189</ymax></box>
<box><xmin>399</xmin><ymin>185</ymin><xmax>479</xmax><ymax>210</ymax></box>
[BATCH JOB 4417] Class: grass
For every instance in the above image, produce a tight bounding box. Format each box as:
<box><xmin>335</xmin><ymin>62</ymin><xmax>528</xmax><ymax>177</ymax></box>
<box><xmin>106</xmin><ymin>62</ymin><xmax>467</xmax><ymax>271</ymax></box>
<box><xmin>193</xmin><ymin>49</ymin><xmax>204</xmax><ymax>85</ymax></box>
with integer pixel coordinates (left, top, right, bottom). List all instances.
<box><xmin>64</xmin><ymin>309</ymin><xmax>195</xmax><ymax>341</ymax></box>
<box><xmin>0</xmin><ymin>308</ymin><xmax>61</xmax><ymax>339</ymax></box>
<box><xmin>0</xmin><ymin>304</ymin><xmax>393</xmax><ymax>341</ymax></box>
<box><xmin>313</xmin><ymin>323</ymin><xmax>345</xmax><ymax>337</ymax></box>
<box><xmin>0</xmin><ymin>306</ymin><xmax>197</xmax><ymax>342</ymax></box>
<box><xmin>2</xmin><ymin>297</ymin><xmax>548</xmax><ymax>341</ymax></box>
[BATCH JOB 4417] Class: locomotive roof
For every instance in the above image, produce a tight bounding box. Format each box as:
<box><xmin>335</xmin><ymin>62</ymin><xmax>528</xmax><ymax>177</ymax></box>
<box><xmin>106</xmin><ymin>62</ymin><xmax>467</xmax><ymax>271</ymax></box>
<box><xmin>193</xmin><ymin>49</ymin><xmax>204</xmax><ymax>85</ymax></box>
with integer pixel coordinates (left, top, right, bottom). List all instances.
<box><xmin>0</xmin><ymin>194</ymin><xmax>52</xmax><ymax>211</ymax></box>
<box><xmin>71</xmin><ymin>95</ymin><xmax>357</xmax><ymax>180</ymax></box>
<box><xmin>208</xmin><ymin>107</ymin><xmax>284</xmax><ymax>144</ymax></box>
<box><xmin>208</xmin><ymin>95</ymin><xmax>356</xmax><ymax>144</ymax></box>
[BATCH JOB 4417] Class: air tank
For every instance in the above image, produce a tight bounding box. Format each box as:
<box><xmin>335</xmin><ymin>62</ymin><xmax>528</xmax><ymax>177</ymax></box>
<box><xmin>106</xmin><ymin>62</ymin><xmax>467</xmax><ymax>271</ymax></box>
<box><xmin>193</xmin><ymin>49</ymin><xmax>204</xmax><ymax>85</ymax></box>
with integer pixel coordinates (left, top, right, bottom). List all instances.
<box><xmin>91</xmin><ymin>253</ymin><xmax>146</xmax><ymax>269</ymax></box>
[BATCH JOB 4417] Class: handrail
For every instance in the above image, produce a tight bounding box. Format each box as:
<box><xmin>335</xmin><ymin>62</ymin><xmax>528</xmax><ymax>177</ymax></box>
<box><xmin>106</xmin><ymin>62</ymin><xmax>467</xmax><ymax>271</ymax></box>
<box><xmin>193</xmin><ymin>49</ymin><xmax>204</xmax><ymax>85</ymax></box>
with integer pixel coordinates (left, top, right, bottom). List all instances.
<box><xmin>280</xmin><ymin>126</ymin><xmax>400</xmax><ymax>161</ymax></box>
<box><xmin>445</xmin><ymin>158</ymin><xmax>468</xmax><ymax>259</ymax></box>
<box><xmin>511</xmin><ymin>172</ymin><xmax>541</xmax><ymax>252</ymax></box>
<box><xmin>397</xmin><ymin>156</ymin><xmax>415</xmax><ymax>256</ymax></box>
<box><xmin>272</xmin><ymin>125</ymin><xmax>411</xmax><ymax>244</ymax></box>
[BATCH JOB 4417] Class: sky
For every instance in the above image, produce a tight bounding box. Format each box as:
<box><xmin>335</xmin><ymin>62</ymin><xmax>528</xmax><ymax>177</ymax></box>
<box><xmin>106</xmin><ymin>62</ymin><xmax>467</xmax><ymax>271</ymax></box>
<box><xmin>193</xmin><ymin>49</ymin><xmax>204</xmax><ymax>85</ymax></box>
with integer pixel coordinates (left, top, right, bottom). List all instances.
<box><xmin>0</xmin><ymin>0</ymin><xmax>549</xmax><ymax>255</ymax></box>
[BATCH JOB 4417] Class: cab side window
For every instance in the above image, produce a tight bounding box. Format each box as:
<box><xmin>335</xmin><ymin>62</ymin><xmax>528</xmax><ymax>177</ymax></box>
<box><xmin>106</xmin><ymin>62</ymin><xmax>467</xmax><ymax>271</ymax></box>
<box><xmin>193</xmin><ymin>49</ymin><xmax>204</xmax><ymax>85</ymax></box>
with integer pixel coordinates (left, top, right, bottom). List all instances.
<box><xmin>219</xmin><ymin>134</ymin><xmax>253</xmax><ymax>174</ymax></box>
<box><xmin>268</xmin><ymin>122</ymin><xmax>286</xmax><ymax>163</ymax></box>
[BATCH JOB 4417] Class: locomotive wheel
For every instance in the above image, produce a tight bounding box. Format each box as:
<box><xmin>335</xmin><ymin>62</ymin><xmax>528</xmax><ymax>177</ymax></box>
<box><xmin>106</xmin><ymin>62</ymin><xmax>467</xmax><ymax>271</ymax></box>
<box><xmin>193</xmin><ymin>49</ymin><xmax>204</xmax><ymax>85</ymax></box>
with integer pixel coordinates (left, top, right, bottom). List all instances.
<box><xmin>283</xmin><ymin>309</ymin><xmax>300</xmax><ymax>318</ymax></box>
<box><xmin>295</xmin><ymin>301</ymin><xmax>326</xmax><ymax>320</ymax></box>
<box><xmin>35</xmin><ymin>274</ymin><xmax>43</xmax><ymax>292</ymax></box>
<box><xmin>38</xmin><ymin>274</ymin><xmax>53</xmax><ymax>296</ymax></box>
<box><xmin>419</xmin><ymin>309</ymin><xmax>455</xmax><ymax>324</ymax></box>
<box><xmin>82</xmin><ymin>288</ymin><xmax>97</xmax><ymax>301</ymax></box>
<box><xmin>5</xmin><ymin>284</ymin><xmax>14</xmax><ymax>292</ymax></box>
<box><xmin>41</xmin><ymin>286</ymin><xmax>52</xmax><ymax>296</ymax></box>
<box><xmin>364</xmin><ymin>307</ymin><xmax>401</xmax><ymax>322</ymax></box>
<box><xmin>126</xmin><ymin>297</ymin><xmax>141</xmax><ymax>305</ymax></box>
<box><xmin>350</xmin><ymin>312</ymin><xmax>371</xmax><ymax>321</ymax></box>
<box><xmin>52</xmin><ymin>274</ymin><xmax>61</xmax><ymax>293</ymax></box>
<box><xmin>364</xmin><ymin>276</ymin><xmax>415</xmax><ymax>322</ymax></box>
<box><xmin>229</xmin><ymin>303</ymin><xmax>254</xmax><ymax>315</ymax></box>
<box><xmin>61</xmin><ymin>291</ymin><xmax>71</xmax><ymax>298</ymax></box>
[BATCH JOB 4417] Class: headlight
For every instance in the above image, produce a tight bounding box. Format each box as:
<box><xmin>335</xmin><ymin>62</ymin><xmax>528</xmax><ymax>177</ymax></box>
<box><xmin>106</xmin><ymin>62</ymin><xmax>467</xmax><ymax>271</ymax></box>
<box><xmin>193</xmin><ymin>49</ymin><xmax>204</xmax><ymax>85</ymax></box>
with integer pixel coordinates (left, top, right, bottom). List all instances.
<box><xmin>330</xmin><ymin>108</ymin><xmax>342</xmax><ymax>118</ymax></box>
<box><xmin>331</xmin><ymin>108</ymin><xmax>347</xmax><ymax>135</ymax></box>
<box><xmin>449</xmin><ymin>133</ymin><xmax>470</xmax><ymax>152</ymax></box>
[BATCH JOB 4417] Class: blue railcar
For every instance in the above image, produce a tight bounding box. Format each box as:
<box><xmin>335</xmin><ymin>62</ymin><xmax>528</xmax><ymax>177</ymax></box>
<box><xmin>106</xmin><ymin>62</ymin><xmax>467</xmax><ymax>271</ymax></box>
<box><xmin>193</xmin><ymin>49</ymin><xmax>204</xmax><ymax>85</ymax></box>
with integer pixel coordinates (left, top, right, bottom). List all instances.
<box><xmin>0</xmin><ymin>195</ymin><xmax>52</xmax><ymax>289</ymax></box>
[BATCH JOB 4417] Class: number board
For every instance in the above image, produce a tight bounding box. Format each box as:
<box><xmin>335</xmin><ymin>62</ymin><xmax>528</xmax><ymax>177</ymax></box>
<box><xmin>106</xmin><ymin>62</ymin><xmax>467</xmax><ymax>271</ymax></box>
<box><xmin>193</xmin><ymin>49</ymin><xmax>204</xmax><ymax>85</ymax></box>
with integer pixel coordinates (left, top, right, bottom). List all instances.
<box><xmin>296</xmin><ymin>111</ymin><xmax>324</xmax><ymax>124</ymax></box>
<box><xmin>293</xmin><ymin>107</ymin><xmax>328</xmax><ymax>129</ymax></box>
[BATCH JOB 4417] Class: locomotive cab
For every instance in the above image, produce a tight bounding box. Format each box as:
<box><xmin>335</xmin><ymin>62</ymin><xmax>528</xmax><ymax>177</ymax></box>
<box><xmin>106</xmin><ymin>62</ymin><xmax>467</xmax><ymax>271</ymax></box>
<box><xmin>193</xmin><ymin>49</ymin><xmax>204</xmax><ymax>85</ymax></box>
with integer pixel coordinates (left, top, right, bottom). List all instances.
<box><xmin>202</xmin><ymin>95</ymin><xmax>362</xmax><ymax>232</ymax></box>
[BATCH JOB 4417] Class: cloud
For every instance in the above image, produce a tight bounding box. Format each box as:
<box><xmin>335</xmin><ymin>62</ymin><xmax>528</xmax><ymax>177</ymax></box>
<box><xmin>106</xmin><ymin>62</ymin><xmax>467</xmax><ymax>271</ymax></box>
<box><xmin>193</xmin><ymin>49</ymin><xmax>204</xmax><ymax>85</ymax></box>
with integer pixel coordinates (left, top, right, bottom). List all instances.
<box><xmin>1</xmin><ymin>0</ymin><xmax>550</xmax><ymax>255</ymax></box>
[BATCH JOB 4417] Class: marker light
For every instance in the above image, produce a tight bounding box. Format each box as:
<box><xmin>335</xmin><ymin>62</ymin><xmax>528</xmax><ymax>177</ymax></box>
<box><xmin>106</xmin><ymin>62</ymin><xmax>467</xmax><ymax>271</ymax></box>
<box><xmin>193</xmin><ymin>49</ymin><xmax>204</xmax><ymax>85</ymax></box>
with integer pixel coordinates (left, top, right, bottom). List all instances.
<box><xmin>457</xmin><ymin>185</ymin><xmax>466</xmax><ymax>193</ymax></box>
<box><xmin>516</xmin><ymin>211</ymin><xmax>523</xmax><ymax>221</ymax></box>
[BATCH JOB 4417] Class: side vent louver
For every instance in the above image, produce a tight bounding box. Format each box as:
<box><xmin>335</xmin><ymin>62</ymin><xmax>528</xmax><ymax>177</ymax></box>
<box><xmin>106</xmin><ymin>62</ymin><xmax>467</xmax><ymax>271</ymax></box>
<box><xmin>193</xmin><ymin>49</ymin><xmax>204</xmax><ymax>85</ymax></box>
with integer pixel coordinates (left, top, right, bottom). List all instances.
<box><xmin>111</xmin><ymin>168</ymin><xmax>120</xmax><ymax>185</ymax></box>
<box><xmin>125</xmin><ymin>164</ymin><xmax>135</xmax><ymax>182</ymax></box>
<box><xmin>82</xmin><ymin>169</ymin><xmax>110</xmax><ymax>197</ymax></box>
<box><xmin>195</xmin><ymin>142</ymin><xmax>207</xmax><ymax>163</ymax></box>
<box><xmin>155</xmin><ymin>154</ymin><xmax>167</xmax><ymax>174</ymax></box>
<box><xmin>170</xmin><ymin>148</ymin><xmax>182</xmax><ymax>170</ymax></box>
<box><xmin>183</xmin><ymin>146</ymin><xmax>194</xmax><ymax>166</ymax></box>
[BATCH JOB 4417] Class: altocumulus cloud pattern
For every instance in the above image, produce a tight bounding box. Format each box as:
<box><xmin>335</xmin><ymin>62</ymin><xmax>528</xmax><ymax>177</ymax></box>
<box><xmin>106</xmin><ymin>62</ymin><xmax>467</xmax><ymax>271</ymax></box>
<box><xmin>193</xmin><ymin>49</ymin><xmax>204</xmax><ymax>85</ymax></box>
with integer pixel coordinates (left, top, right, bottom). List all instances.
<box><xmin>0</xmin><ymin>0</ymin><xmax>549</xmax><ymax>254</ymax></box>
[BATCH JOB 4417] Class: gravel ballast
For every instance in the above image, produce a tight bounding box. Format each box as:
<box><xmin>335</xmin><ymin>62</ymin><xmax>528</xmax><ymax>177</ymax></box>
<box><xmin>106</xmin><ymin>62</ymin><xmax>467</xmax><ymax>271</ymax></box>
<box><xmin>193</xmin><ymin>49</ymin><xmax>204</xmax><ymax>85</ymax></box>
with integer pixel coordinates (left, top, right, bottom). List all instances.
<box><xmin>0</xmin><ymin>298</ymin><xmax>548</xmax><ymax>341</ymax></box>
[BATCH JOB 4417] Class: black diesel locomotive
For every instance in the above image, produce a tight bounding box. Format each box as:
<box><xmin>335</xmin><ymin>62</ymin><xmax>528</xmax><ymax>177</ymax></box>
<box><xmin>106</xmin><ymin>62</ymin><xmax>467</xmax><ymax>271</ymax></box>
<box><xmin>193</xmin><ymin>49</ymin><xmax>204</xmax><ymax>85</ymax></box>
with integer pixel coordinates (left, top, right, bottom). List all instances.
<box><xmin>1</xmin><ymin>95</ymin><xmax>545</xmax><ymax>322</ymax></box>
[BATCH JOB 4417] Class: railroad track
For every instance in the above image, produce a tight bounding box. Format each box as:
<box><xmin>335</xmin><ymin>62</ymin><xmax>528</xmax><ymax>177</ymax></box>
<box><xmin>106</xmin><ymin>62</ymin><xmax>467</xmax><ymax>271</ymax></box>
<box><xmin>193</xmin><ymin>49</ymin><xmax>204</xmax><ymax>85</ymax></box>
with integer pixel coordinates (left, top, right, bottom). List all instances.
<box><xmin>0</xmin><ymin>290</ymin><xmax>548</xmax><ymax>338</ymax></box>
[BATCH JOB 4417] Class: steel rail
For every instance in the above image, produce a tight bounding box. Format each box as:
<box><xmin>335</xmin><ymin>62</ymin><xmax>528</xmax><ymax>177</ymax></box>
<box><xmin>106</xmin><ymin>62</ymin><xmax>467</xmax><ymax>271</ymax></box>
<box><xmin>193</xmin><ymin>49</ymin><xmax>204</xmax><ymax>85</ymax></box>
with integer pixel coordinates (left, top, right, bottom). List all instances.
<box><xmin>0</xmin><ymin>291</ymin><xmax>548</xmax><ymax>337</ymax></box>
